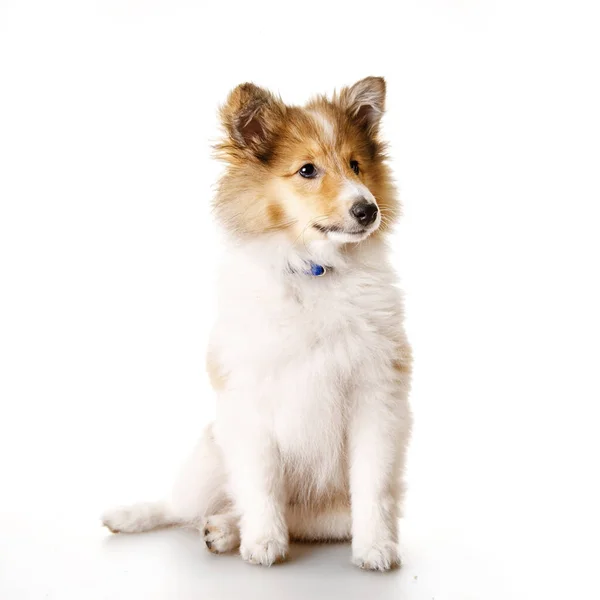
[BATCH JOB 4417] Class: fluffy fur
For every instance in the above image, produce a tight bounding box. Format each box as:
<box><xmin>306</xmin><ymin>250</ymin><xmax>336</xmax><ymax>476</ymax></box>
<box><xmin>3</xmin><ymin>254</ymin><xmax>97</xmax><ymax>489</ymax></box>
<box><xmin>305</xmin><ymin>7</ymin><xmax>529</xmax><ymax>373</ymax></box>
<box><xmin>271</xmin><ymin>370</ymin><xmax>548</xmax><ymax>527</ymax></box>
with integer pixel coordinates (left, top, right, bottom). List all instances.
<box><xmin>102</xmin><ymin>77</ymin><xmax>413</xmax><ymax>571</ymax></box>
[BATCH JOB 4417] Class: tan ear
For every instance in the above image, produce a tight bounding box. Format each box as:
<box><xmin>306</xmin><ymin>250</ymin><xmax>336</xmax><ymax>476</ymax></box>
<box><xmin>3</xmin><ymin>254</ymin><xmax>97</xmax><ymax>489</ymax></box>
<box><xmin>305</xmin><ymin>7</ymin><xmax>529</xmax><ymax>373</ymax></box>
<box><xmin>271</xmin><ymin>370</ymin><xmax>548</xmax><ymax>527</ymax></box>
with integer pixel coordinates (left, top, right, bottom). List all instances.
<box><xmin>219</xmin><ymin>83</ymin><xmax>284</xmax><ymax>162</ymax></box>
<box><xmin>339</xmin><ymin>76</ymin><xmax>386</xmax><ymax>135</ymax></box>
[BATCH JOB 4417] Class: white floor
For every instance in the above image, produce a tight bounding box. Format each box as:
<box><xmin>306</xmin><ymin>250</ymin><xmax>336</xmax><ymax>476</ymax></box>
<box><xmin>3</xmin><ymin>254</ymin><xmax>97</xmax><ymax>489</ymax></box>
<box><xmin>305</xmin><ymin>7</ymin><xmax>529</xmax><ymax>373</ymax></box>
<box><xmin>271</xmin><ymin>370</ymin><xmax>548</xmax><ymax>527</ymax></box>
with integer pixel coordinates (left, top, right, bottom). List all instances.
<box><xmin>0</xmin><ymin>512</ymin><xmax>522</xmax><ymax>600</ymax></box>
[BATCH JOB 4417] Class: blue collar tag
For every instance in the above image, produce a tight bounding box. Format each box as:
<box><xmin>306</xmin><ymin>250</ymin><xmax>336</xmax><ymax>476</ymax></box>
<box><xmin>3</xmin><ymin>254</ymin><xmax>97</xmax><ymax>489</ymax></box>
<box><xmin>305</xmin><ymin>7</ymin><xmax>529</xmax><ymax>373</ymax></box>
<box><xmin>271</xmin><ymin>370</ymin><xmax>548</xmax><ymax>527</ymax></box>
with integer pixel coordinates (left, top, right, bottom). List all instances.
<box><xmin>307</xmin><ymin>262</ymin><xmax>326</xmax><ymax>277</ymax></box>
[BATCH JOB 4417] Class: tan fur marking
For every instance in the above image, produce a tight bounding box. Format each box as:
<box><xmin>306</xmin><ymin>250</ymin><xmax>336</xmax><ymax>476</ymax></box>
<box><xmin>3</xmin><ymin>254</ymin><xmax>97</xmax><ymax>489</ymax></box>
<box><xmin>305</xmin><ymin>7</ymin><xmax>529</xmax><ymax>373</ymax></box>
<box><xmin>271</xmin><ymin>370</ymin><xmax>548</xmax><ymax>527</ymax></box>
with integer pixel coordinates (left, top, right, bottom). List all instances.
<box><xmin>206</xmin><ymin>351</ymin><xmax>227</xmax><ymax>391</ymax></box>
<box><xmin>393</xmin><ymin>343</ymin><xmax>413</xmax><ymax>376</ymax></box>
<box><xmin>266</xmin><ymin>202</ymin><xmax>286</xmax><ymax>227</ymax></box>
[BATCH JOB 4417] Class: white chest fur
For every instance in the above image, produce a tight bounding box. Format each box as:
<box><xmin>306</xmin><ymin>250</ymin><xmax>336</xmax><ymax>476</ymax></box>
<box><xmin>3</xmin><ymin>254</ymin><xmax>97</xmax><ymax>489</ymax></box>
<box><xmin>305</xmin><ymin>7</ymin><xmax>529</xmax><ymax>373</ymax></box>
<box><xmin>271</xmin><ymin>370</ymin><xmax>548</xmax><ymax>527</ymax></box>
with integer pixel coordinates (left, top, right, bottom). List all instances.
<box><xmin>210</xmin><ymin>235</ymin><xmax>407</xmax><ymax>502</ymax></box>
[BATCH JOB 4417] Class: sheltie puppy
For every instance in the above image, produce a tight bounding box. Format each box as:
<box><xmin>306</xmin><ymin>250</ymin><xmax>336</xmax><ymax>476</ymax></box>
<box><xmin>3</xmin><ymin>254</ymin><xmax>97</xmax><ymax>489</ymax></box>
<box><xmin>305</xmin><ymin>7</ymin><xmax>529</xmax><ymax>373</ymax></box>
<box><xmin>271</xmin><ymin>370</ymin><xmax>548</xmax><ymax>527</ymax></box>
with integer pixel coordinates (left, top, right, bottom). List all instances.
<box><xmin>102</xmin><ymin>77</ymin><xmax>412</xmax><ymax>571</ymax></box>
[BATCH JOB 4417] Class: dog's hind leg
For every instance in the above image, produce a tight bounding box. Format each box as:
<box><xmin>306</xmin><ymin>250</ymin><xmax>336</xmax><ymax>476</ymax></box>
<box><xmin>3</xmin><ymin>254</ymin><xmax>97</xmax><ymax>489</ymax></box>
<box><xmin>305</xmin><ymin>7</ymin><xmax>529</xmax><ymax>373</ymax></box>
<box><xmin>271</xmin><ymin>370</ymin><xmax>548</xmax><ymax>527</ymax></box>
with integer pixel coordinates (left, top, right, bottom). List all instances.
<box><xmin>202</xmin><ymin>512</ymin><xmax>241</xmax><ymax>553</ymax></box>
<box><xmin>102</xmin><ymin>423</ymin><xmax>228</xmax><ymax>534</ymax></box>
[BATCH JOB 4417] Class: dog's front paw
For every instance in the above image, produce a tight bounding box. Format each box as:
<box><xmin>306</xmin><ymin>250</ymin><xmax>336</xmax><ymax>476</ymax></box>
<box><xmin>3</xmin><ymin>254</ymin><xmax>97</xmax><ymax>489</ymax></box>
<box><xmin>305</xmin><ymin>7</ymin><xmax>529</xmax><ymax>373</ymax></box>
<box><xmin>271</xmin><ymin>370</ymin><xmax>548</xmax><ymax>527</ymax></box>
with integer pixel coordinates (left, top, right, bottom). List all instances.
<box><xmin>240</xmin><ymin>535</ymin><xmax>288</xmax><ymax>566</ymax></box>
<box><xmin>352</xmin><ymin>541</ymin><xmax>401</xmax><ymax>571</ymax></box>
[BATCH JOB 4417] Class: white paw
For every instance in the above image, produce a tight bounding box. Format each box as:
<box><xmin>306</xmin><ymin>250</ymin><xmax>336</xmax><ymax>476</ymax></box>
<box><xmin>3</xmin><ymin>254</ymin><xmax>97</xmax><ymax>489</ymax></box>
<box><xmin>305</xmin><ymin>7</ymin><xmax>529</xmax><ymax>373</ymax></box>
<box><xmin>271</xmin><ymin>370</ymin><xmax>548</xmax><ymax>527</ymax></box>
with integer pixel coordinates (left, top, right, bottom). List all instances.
<box><xmin>240</xmin><ymin>536</ymin><xmax>288</xmax><ymax>566</ymax></box>
<box><xmin>202</xmin><ymin>514</ymin><xmax>240</xmax><ymax>554</ymax></box>
<box><xmin>352</xmin><ymin>541</ymin><xmax>402</xmax><ymax>571</ymax></box>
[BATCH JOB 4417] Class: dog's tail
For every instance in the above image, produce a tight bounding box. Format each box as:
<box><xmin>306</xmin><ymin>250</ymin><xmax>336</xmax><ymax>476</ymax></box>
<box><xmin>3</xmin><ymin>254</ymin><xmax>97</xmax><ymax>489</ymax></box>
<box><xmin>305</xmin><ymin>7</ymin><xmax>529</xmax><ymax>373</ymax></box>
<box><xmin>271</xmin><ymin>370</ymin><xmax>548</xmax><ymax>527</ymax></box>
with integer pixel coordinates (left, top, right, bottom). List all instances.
<box><xmin>101</xmin><ymin>500</ymin><xmax>182</xmax><ymax>533</ymax></box>
<box><xmin>101</xmin><ymin>423</ymin><xmax>228</xmax><ymax>534</ymax></box>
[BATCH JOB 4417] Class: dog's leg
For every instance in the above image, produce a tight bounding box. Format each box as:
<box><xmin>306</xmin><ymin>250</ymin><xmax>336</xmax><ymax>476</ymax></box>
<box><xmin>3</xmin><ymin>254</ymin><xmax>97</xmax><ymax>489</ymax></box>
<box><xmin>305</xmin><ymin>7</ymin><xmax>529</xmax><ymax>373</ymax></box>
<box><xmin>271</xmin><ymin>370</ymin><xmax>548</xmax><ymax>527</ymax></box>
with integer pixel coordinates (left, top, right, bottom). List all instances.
<box><xmin>287</xmin><ymin>502</ymin><xmax>351</xmax><ymax>542</ymax></box>
<box><xmin>221</xmin><ymin>426</ymin><xmax>288</xmax><ymax>566</ymax></box>
<box><xmin>348</xmin><ymin>372</ymin><xmax>412</xmax><ymax>571</ymax></box>
<box><xmin>201</xmin><ymin>501</ymin><xmax>351</xmax><ymax>553</ymax></box>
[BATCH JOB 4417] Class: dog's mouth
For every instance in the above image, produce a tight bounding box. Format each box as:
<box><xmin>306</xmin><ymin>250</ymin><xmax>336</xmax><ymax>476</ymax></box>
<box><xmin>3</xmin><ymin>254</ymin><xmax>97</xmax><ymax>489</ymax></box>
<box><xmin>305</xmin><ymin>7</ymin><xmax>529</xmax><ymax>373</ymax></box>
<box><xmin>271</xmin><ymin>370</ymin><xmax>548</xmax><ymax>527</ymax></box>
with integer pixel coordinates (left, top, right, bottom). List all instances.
<box><xmin>312</xmin><ymin>223</ymin><xmax>368</xmax><ymax>236</ymax></box>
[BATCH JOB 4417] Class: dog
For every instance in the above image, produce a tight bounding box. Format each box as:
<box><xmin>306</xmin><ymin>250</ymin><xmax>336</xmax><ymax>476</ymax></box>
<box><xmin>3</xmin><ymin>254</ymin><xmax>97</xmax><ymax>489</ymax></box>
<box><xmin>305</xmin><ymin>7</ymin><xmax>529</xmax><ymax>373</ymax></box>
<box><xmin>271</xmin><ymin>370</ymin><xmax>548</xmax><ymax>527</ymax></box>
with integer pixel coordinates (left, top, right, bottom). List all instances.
<box><xmin>102</xmin><ymin>77</ymin><xmax>413</xmax><ymax>571</ymax></box>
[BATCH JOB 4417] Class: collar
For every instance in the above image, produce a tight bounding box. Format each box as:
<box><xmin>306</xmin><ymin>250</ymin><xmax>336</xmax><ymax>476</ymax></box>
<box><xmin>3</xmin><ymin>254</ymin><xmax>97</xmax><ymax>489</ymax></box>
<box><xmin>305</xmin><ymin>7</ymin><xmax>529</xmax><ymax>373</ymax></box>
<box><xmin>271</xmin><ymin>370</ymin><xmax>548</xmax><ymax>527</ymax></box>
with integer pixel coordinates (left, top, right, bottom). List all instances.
<box><xmin>307</xmin><ymin>262</ymin><xmax>328</xmax><ymax>277</ymax></box>
<box><xmin>288</xmin><ymin>261</ymin><xmax>331</xmax><ymax>277</ymax></box>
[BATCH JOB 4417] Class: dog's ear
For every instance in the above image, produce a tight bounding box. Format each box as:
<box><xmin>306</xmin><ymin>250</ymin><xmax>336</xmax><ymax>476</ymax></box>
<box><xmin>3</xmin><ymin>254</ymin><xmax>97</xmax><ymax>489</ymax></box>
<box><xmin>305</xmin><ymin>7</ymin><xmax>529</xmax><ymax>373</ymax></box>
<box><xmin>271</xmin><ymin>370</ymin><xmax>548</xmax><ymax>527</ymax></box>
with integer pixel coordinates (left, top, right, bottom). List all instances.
<box><xmin>339</xmin><ymin>76</ymin><xmax>386</xmax><ymax>136</ymax></box>
<box><xmin>219</xmin><ymin>83</ymin><xmax>284</xmax><ymax>162</ymax></box>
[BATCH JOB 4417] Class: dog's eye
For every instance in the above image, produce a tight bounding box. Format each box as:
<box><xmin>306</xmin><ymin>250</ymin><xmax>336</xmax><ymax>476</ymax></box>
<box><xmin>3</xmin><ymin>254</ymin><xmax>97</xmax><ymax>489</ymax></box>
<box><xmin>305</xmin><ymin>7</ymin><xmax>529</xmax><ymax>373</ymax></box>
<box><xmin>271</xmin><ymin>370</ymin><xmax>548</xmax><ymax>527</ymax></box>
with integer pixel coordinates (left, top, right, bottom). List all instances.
<box><xmin>299</xmin><ymin>164</ymin><xmax>317</xmax><ymax>178</ymax></box>
<box><xmin>350</xmin><ymin>160</ymin><xmax>360</xmax><ymax>175</ymax></box>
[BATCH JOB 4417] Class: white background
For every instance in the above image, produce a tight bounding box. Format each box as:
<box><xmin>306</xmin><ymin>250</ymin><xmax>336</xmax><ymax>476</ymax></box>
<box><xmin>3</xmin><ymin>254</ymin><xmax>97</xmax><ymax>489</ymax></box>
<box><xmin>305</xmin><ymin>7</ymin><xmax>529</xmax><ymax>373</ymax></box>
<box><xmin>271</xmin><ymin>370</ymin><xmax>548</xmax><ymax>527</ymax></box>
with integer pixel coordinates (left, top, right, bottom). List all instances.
<box><xmin>1</xmin><ymin>1</ymin><xmax>599</xmax><ymax>598</ymax></box>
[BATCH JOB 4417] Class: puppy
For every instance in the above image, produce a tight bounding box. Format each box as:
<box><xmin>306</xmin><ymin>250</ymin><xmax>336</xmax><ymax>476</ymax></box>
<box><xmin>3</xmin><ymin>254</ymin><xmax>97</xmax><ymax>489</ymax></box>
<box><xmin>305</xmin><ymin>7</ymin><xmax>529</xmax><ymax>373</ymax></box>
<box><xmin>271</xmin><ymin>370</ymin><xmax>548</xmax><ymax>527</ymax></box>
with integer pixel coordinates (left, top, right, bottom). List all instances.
<box><xmin>102</xmin><ymin>77</ymin><xmax>412</xmax><ymax>571</ymax></box>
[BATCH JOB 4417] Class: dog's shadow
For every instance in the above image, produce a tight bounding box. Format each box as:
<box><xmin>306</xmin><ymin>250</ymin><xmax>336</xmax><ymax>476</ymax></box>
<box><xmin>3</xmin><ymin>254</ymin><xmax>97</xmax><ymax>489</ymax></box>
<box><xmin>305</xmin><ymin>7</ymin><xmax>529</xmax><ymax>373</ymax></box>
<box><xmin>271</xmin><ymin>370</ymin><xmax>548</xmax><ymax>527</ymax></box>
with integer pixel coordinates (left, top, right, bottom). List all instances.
<box><xmin>286</xmin><ymin>538</ymin><xmax>350</xmax><ymax>563</ymax></box>
<box><xmin>102</xmin><ymin>527</ymin><xmax>406</xmax><ymax>600</ymax></box>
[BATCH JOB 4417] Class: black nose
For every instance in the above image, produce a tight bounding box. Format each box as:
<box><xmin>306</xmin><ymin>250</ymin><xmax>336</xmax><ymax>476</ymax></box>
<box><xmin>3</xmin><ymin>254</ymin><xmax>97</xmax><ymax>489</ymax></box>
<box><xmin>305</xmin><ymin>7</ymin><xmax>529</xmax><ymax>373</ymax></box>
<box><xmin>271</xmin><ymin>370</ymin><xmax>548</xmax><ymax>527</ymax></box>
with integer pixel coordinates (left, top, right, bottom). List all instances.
<box><xmin>350</xmin><ymin>200</ymin><xmax>378</xmax><ymax>226</ymax></box>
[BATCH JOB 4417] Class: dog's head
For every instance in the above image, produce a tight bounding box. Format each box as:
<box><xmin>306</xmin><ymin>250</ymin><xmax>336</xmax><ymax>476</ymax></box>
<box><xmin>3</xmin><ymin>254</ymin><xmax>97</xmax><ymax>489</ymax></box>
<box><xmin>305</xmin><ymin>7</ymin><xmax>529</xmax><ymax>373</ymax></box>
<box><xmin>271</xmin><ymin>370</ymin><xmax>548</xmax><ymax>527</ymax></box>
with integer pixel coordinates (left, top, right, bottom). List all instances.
<box><xmin>214</xmin><ymin>77</ymin><xmax>397</xmax><ymax>244</ymax></box>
